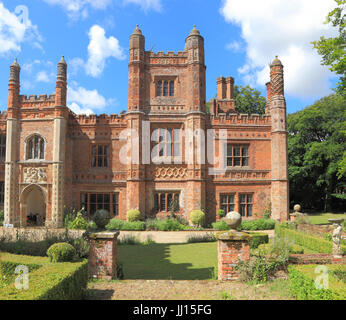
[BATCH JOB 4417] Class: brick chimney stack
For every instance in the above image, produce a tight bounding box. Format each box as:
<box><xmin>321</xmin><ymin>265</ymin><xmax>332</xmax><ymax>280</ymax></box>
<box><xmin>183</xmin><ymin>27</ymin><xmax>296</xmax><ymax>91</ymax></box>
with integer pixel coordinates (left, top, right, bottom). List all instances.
<box><xmin>8</xmin><ymin>58</ymin><xmax>20</xmax><ymax>118</ymax></box>
<box><xmin>55</xmin><ymin>56</ymin><xmax>67</xmax><ymax>107</ymax></box>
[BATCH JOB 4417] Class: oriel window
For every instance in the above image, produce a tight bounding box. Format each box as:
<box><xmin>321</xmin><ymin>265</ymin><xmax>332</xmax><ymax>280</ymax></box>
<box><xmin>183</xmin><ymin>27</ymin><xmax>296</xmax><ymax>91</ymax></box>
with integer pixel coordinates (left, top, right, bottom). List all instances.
<box><xmin>26</xmin><ymin>135</ymin><xmax>45</xmax><ymax>160</ymax></box>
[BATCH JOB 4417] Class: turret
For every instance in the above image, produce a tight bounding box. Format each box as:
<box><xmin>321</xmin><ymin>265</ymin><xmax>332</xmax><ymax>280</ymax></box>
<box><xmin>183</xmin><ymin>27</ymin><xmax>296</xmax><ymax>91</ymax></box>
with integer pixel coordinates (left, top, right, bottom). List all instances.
<box><xmin>269</xmin><ymin>56</ymin><xmax>289</xmax><ymax>221</ymax></box>
<box><xmin>8</xmin><ymin>58</ymin><xmax>20</xmax><ymax>118</ymax></box>
<box><xmin>184</xmin><ymin>25</ymin><xmax>206</xmax><ymax>112</ymax></box>
<box><xmin>55</xmin><ymin>56</ymin><xmax>67</xmax><ymax>107</ymax></box>
<box><xmin>128</xmin><ymin>25</ymin><xmax>146</xmax><ymax>111</ymax></box>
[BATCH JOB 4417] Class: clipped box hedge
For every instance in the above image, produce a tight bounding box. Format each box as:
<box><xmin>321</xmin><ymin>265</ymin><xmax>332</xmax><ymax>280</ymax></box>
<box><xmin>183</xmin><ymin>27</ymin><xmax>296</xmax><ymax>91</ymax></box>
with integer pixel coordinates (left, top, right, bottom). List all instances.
<box><xmin>0</xmin><ymin>253</ymin><xmax>88</xmax><ymax>300</ymax></box>
<box><xmin>275</xmin><ymin>224</ymin><xmax>346</xmax><ymax>254</ymax></box>
<box><xmin>289</xmin><ymin>264</ymin><xmax>346</xmax><ymax>300</ymax></box>
<box><xmin>248</xmin><ymin>232</ymin><xmax>269</xmax><ymax>249</ymax></box>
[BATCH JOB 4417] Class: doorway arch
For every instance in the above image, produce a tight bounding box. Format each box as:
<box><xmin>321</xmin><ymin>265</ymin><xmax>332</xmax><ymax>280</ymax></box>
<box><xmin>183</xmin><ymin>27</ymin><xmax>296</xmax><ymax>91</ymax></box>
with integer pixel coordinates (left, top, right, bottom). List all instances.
<box><xmin>20</xmin><ymin>184</ymin><xmax>47</xmax><ymax>227</ymax></box>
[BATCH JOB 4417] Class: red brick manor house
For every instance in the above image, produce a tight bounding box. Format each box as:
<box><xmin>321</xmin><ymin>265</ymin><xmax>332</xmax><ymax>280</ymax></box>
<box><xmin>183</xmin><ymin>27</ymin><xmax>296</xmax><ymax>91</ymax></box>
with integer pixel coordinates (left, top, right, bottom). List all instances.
<box><xmin>0</xmin><ymin>25</ymin><xmax>289</xmax><ymax>228</ymax></box>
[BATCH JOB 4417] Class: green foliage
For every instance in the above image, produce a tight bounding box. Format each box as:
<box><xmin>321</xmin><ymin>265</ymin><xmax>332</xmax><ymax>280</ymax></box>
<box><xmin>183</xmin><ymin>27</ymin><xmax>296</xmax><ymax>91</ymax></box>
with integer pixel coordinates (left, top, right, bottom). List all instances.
<box><xmin>71</xmin><ymin>238</ymin><xmax>90</xmax><ymax>259</ymax></box>
<box><xmin>46</xmin><ymin>243</ymin><xmax>76</xmax><ymax>263</ymax></box>
<box><xmin>211</xmin><ymin>220</ymin><xmax>230</xmax><ymax>231</ymax></box>
<box><xmin>187</xmin><ymin>233</ymin><xmax>217</xmax><ymax>243</ymax></box>
<box><xmin>0</xmin><ymin>253</ymin><xmax>88</xmax><ymax>300</ymax></box>
<box><xmin>289</xmin><ymin>264</ymin><xmax>346</xmax><ymax>300</ymax></box>
<box><xmin>312</xmin><ymin>0</ymin><xmax>346</xmax><ymax>96</ymax></box>
<box><xmin>118</xmin><ymin>234</ymin><xmax>141</xmax><ymax>245</ymax></box>
<box><xmin>105</xmin><ymin>218</ymin><xmax>124</xmax><ymax>230</ymax></box>
<box><xmin>0</xmin><ymin>210</ymin><xmax>4</xmax><ymax>226</ymax></box>
<box><xmin>67</xmin><ymin>211</ymin><xmax>89</xmax><ymax>230</ymax></box>
<box><xmin>126</xmin><ymin>209</ymin><xmax>142</xmax><ymax>222</ymax></box>
<box><xmin>234</xmin><ymin>85</ymin><xmax>266</xmax><ymax>115</ymax></box>
<box><xmin>275</xmin><ymin>223</ymin><xmax>346</xmax><ymax>254</ymax></box>
<box><xmin>240</xmin><ymin>218</ymin><xmax>276</xmax><ymax>231</ymax></box>
<box><xmin>106</xmin><ymin>218</ymin><xmax>146</xmax><ymax>231</ymax></box>
<box><xmin>331</xmin><ymin>267</ymin><xmax>346</xmax><ymax>283</ymax></box>
<box><xmin>287</xmin><ymin>94</ymin><xmax>346</xmax><ymax>211</ymax></box>
<box><xmin>217</xmin><ymin>209</ymin><xmax>225</xmax><ymax>218</ymax></box>
<box><xmin>190</xmin><ymin>210</ymin><xmax>205</xmax><ymax>227</ymax></box>
<box><xmin>248</xmin><ymin>232</ymin><xmax>269</xmax><ymax>249</ymax></box>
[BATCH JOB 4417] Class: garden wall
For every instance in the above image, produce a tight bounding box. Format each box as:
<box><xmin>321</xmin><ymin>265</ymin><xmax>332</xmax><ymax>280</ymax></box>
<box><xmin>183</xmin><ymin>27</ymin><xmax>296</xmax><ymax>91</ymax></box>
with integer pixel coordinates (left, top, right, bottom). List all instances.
<box><xmin>0</xmin><ymin>227</ymin><xmax>84</xmax><ymax>242</ymax></box>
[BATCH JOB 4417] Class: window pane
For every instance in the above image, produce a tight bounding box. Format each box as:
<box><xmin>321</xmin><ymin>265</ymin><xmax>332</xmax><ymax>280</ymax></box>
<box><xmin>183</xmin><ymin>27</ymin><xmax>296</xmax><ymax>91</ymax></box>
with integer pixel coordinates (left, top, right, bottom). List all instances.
<box><xmin>160</xmin><ymin>194</ymin><xmax>166</xmax><ymax>212</ymax></box>
<box><xmin>229</xmin><ymin>204</ymin><xmax>235</xmax><ymax>212</ymax></box>
<box><xmin>163</xmin><ymin>81</ymin><xmax>168</xmax><ymax>96</ymax></box>
<box><xmin>240</xmin><ymin>204</ymin><xmax>246</xmax><ymax>216</ymax></box>
<box><xmin>247</xmin><ymin>205</ymin><xmax>253</xmax><ymax>217</ymax></box>
<box><xmin>154</xmin><ymin>194</ymin><xmax>159</xmax><ymax>212</ymax></box>
<box><xmin>157</xmin><ymin>81</ymin><xmax>162</xmax><ymax>96</ymax></box>
<box><xmin>234</xmin><ymin>157</ymin><xmax>241</xmax><ymax>166</ymax></box>
<box><xmin>227</xmin><ymin>157</ymin><xmax>233</xmax><ymax>166</ymax></box>
<box><xmin>242</xmin><ymin>146</ymin><xmax>248</xmax><ymax>156</ymax></box>
<box><xmin>234</xmin><ymin>146</ymin><xmax>240</xmax><ymax>156</ymax></box>
<box><xmin>90</xmin><ymin>194</ymin><xmax>96</xmax><ymax>203</ymax></box>
<box><xmin>167</xmin><ymin>194</ymin><xmax>173</xmax><ymax>211</ymax></box>
<box><xmin>227</xmin><ymin>145</ymin><xmax>233</xmax><ymax>156</ymax></box>
<box><xmin>240</xmin><ymin>194</ymin><xmax>246</xmax><ymax>203</ymax></box>
<box><xmin>97</xmin><ymin>194</ymin><xmax>103</xmax><ymax>203</ymax></box>
<box><xmin>174</xmin><ymin>194</ymin><xmax>179</xmax><ymax>211</ymax></box>
<box><xmin>34</xmin><ymin>137</ymin><xmax>39</xmax><ymax>159</ymax></box>
<box><xmin>242</xmin><ymin>157</ymin><xmax>249</xmax><ymax>166</ymax></box>
<box><xmin>221</xmin><ymin>195</ymin><xmax>227</xmax><ymax>204</ymax></box>
<box><xmin>169</xmin><ymin>81</ymin><xmax>174</xmax><ymax>96</ymax></box>
<box><xmin>229</xmin><ymin>195</ymin><xmax>235</xmax><ymax>203</ymax></box>
<box><xmin>247</xmin><ymin>194</ymin><xmax>253</xmax><ymax>203</ymax></box>
<box><xmin>40</xmin><ymin>139</ymin><xmax>44</xmax><ymax>159</ymax></box>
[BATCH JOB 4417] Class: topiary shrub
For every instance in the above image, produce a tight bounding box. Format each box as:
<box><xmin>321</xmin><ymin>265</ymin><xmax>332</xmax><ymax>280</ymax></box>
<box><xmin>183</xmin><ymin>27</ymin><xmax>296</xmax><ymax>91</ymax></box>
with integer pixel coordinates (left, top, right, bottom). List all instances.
<box><xmin>46</xmin><ymin>243</ymin><xmax>76</xmax><ymax>263</ymax></box>
<box><xmin>126</xmin><ymin>209</ymin><xmax>142</xmax><ymax>222</ymax></box>
<box><xmin>248</xmin><ymin>232</ymin><xmax>269</xmax><ymax>249</ymax></box>
<box><xmin>190</xmin><ymin>210</ymin><xmax>205</xmax><ymax>227</ymax></box>
<box><xmin>106</xmin><ymin>218</ymin><xmax>125</xmax><ymax>230</ymax></box>
<box><xmin>217</xmin><ymin>209</ymin><xmax>225</xmax><ymax>218</ymax></box>
<box><xmin>93</xmin><ymin>209</ymin><xmax>111</xmax><ymax>229</ymax></box>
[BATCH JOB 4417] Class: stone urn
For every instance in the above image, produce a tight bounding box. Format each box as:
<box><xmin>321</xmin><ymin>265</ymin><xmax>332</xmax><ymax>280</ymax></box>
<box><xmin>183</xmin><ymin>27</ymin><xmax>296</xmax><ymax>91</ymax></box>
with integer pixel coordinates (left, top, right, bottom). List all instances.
<box><xmin>290</xmin><ymin>204</ymin><xmax>302</xmax><ymax>222</ymax></box>
<box><xmin>222</xmin><ymin>211</ymin><xmax>242</xmax><ymax>230</ymax></box>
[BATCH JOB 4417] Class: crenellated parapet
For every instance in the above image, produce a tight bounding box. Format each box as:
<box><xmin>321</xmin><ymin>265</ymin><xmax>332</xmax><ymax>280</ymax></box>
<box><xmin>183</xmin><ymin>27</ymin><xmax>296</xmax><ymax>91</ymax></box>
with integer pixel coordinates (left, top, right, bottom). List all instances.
<box><xmin>146</xmin><ymin>51</ymin><xmax>187</xmax><ymax>65</ymax></box>
<box><xmin>19</xmin><ymin>94</ymin><xmax>56</xmax><ymax>108</ymax></box>
<box><xmin>209</xmin><ymin>113</ymin><xmax>271</xmax><ymax>126</ymax></box>
<box><xmin>68</xmin><ymin>111</ymin><xmax>127</xmax><ymax>126</ymax></box>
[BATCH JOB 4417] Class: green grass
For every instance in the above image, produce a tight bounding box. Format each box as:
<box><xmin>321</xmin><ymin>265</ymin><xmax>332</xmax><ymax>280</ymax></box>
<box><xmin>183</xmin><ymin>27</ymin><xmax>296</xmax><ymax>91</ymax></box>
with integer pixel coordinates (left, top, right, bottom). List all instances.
<box><xmin>306</xmin><ymin>213</ymin><xmax>345</xmax><ymax>225</ymax></box>
<box><xmin>118</xmin><ymin>242</ymin><xmax>218</xmax><ymax>280</ymax></box>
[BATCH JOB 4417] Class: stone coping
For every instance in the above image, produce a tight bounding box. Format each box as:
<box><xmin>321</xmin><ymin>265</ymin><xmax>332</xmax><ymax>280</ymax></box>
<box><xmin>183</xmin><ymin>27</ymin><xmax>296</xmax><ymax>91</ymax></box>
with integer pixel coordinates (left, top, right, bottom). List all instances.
<box><xmin>216</xmin><ymin>230</ymin><xmax>251</xmax><ymax>241</ymax></box>
<box><xmin>88</xmin><ymin>231</ymin><xmax>120</xmax><ymax>240</ymax></box>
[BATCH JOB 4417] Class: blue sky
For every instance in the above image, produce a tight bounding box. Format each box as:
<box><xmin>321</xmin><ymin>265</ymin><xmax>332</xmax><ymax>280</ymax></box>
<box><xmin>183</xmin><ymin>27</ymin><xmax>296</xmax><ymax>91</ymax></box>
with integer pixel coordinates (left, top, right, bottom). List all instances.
<box><xmin>0</xmin><ymin>0</ymin><xmax>339</xmax><ymax>115</ymax></box>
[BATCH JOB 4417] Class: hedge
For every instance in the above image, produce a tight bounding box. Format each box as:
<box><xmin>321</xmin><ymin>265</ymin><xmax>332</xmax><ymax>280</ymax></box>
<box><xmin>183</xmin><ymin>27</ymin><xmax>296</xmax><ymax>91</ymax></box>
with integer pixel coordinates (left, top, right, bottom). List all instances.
<box><xmin>288</xmin><ymin>264</ymin><xmax>346</xmax><ymax>300</ymax></box>
<box><xmin>240</xmin><ymin>219</ymin><xmax>276</xmax><ymax>231</ymax></box>
<box><xmin>275</xmin><ymin>223</ymin><xmax>346</xmax><ymax>254</ymax></box>
<box><xmin>0</xmin><ymin>253</ymin><xmax>88</xmax><ymax>300</ymax></box>
<box><xmin>248</xmin><ymin>232</ymin><xmax>269</xmax><ymax>249</ymax></box>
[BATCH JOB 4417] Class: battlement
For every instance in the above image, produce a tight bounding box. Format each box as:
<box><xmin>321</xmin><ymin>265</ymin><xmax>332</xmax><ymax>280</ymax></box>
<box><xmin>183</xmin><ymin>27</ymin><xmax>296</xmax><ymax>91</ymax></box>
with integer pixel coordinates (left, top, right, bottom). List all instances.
<box><xmin>209</xmin><ymin>113</ymin><xmax>271</xmax><ymax>125</ymax></box>
<box><xmin>69</xmin><ymin>111</ymin><xmax>127</xmax><ymax>125</ymax></box>
<box><xmin>20</xmin><ymin>94</ymin><xmax>56</xmax><ymax>103</ymax></box>
<box><xmin>147</xmin><ymin>50</ymin><xmax>187</xmax><ymax>58</ymax></box>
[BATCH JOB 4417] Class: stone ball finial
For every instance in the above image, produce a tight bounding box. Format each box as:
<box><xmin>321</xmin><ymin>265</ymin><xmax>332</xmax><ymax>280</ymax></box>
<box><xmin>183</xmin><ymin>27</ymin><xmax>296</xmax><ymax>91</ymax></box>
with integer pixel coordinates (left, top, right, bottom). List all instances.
<box><xmin>93</xmin><ymin>209</ymin><xmax>111</xmax><ymax>229</ymax></box>
<box><xmin>271</xmin><ymin>55</ymin><xmax>283</xmax><ymax>67</ymax></box>
<box><xmin>293</xmin><ymin>204</ymin><xmax>301</xmax><ymax>213</ymax></box>
<box><xmin>132</xmin><ymin>24</ymin><xmax>142</xmax><ymax>35</ymax></box>
<box><xmin>189</xmin><ymin>24</ymin><xmax>200</xmax><ymax>36</ymax></box>
<box><xmin>223</xmin><ymin>211</ymin><xmax>242</xmax><ymax>230</ymax></box>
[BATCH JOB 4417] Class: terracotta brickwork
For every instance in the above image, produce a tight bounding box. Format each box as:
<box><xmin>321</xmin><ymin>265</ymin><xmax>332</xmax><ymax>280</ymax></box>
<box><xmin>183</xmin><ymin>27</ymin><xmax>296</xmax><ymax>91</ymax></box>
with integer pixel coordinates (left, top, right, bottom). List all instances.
<box><xmin>0</xmin><ymin>26</ymin><xmax>289</xmax><ymax>227</ymax></box>
<box><xmin>217</xmin><ymin>238</ymin><xmax>250</xmax><ymax>281</ymax></box>
<box><xmin>88</xmin><ymin>231</ymin><xmax>119</xmax><ymax>280</ymax></box>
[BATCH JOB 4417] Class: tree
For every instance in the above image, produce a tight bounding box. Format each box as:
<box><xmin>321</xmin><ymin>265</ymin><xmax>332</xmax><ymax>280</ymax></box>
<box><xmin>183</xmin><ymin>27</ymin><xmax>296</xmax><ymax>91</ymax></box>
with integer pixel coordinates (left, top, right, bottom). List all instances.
<box><xmin>288</xmin><ymin>94</ymin><xmax>346</xmax><ymax>211</ymax></box>
<box><xmin>312</xmin><ymin>0</ymin><xmax>346</xmax><ymax>96</ymax></box>
<box><xmin>234</xmin><ymin>85</ymin><xmax>266</xmax><ymax>115</ymax></box>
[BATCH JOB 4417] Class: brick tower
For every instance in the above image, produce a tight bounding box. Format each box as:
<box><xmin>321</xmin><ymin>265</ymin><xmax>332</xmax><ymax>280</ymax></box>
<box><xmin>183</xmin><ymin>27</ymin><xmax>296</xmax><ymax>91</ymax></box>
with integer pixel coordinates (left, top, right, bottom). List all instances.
<box><xmin>184</xmin><ymin>26</ymin><xmax>207</xmax><ymax>218</ymax></box>
<box><xmin>4</xmin><ymin>59</ymin><xmax>21</xmax><ymax>226</ymax></box>
<box><xmin>269</xmin><ymin>56</ymin><xmax>289</xmax><ymax>221</ymax></box>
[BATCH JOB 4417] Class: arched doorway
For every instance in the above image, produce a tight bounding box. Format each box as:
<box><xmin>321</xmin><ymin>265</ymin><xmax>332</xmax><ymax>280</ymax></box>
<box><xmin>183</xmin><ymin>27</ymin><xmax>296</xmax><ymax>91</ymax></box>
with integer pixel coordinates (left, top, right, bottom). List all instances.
<box><xmin>20</xmin><ymin>184</ymin><xmax>46</xmax><ymax>227</ymax></box>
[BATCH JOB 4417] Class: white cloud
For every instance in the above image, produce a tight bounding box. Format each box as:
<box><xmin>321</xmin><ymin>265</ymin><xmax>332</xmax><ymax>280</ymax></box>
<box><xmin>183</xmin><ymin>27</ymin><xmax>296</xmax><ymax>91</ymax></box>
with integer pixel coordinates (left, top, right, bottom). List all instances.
<box><xmin>220</xmin><ymin>0</ymin><xmax>338</xmax><ymax>98</ymax></box>
<box><xmin>226</xmin><ymin>40</ymin><xmax>242</xmax><ymax>53</ymax></box>
<box><xmin>43</xmin><ymin>0</ymin><xmax>112</xmax><ymax>19</ymax></box>
<box><xmin>0</xmin><ymin>3</ymin><xmax>42</xmax><ymax>55</ymax></box>
<box><xmin>67</xmin><ymin>84</ymin><xmax>115</xmax><ymax>114</ymax></box>
<box><xmin>68</xmin><ymin>102</ymin><xmax>95</xmax><ymax>115</ymax></box>
<box><xmin>123</xmin><ymin>0</ymin><xmax>162</xmax><ymax>12</ymax></box>
<box><xmin>85</xmin><ymin>25</ymin><xmax>126</xmax><ymax>77</ymax></box>
<box><xmin>36</xmin><ymin>70</ymin><xmax>53</xmax><ymax>83</ymax></box>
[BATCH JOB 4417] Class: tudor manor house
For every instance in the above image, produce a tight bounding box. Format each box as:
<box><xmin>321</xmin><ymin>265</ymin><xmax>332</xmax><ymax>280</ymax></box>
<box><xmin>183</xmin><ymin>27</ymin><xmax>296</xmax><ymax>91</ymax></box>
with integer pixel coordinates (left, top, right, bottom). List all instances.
<box><xmin>0</xmin><ymin>25</ymin><xmax>289</xmax><ymax>228</ymax></box>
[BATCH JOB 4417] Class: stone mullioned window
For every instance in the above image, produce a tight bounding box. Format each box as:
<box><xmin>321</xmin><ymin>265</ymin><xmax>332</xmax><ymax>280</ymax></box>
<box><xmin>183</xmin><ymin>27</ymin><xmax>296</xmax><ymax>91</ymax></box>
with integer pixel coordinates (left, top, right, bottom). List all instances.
<box><xmin>226</xmin><ymin>145</ymin><xmax>249</xmax><ymax>167</ymax></box>
<box><xmin>91</xmin><ymin>145</ymin><xmax>109</xmax><ymax>168</ymax></box>
<box><xmin>80</xmin><ymin>192</ymin><xmax>119</xmax><ymax>217</ymax></box>
<box><xmin>156</xmin><ymin>80</ymin><xmax>174</xmax><ymax>97</ymax></box>
<box><xmin>26</xmin><ymin>135</ymin><xmax>45</xmax><ymax>160</ymax></box>
<box><xmin>154</xmin><ymin>192</ymin><xmax>180</xmax><ymax>213</ymax></box>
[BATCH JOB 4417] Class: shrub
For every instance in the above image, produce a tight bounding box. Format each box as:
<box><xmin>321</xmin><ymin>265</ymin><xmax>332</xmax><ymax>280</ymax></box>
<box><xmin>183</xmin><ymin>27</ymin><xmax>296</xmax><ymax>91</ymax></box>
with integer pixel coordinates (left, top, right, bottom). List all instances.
<box><xmin>67</xmin><ymin>212</ymin><xmax>89</xmax><ymax>230</ymax></box>
<box><xmin>93</xmin><ymin>209</ymin><xmax>111</xmax><ymax>229</ymax></box>
<box><xmin>121</xmin><ymin>221</ymin><xmax>146</xmax><ymax>231</ymax></box>
<box><xmin>0</xmin><ymin>253</ymin><xmax>88</xmax><ymax>300</ymax></box>
<box><xmin>118</xmin><ymin>235</ymin><xmax>141</xmax><ymax>245</ymax></box>
<box><xmin>71</xmin><ymin>238</ymin><xmax>90</xmax><ymax>259</ymax></box>
<box><xmin>240</xmin><ymin>218</ymin><xmax>276</xmax><ymax>231</ymax></box>
<box><xmin>190</xmin><ymin>210</ymin><xmax>205</xmax><ymax>227</ymax></box>
<box><xmin>211</xmin><ymin>221</ymin><xmax>230</xmax><ymax>231</ymax></box>
<box><xmin>187</xmin><ymin>233</ymin><xmax>217</xmax><ymax>243</ymax></box>
<box><xmin>217</xmin><ymin>209</ymin><xmax>225</xmax><ymax>218</ymax></box>
<box><xmin>289</xmin><ymin>265</ymin><xmax>346</xmax><ymax>300</ymax></box>
<box><xmin>87</xmin><ymin>221</ymin><xmax>98</xmax><ymax>231</ymax></box>
<box><xmin>275</xmin><ymin>223</ymin><xmax>346</xmax><ymax>254</ymax></box>
<box><xmin>106</xmin><ymin>218</ymin><xmax>125</xmax><ymax>230</ymax></box>
<box><xmin>46</xmin><ymin>243</ymin><xmax>76</xmax><ymax>263</ymax></box>
<box><xmin>126</xmin><ymin>209</ymin><xmax>142</xmax><ymax>222</ymax></box>
<box><xmin>248</xmin><ymin>232</ymin><xmax>269</xmax><ymax>249</ymax></box>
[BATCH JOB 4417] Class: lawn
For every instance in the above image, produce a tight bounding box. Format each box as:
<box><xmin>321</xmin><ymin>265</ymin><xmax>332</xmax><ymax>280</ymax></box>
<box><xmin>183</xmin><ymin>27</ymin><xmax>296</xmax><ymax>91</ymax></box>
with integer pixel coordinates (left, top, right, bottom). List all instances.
<box><xmin>306</xmin><ymin>213</ymin><xmax>345</xmax><ymax>225</ymax></box>
<box><xmin>118</xmin><ymin>242</ymin><xmax>218</xmax><ymax>280</ymax></box>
